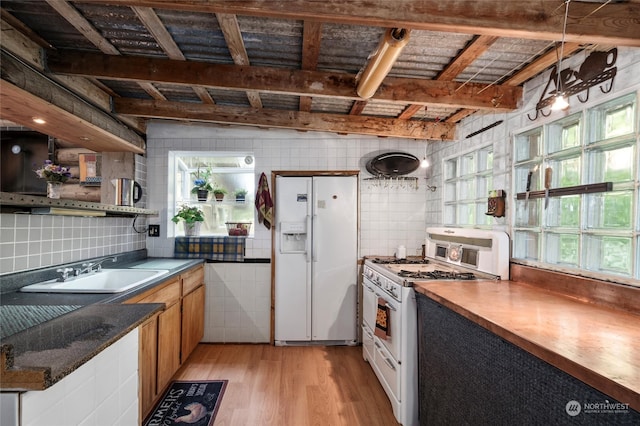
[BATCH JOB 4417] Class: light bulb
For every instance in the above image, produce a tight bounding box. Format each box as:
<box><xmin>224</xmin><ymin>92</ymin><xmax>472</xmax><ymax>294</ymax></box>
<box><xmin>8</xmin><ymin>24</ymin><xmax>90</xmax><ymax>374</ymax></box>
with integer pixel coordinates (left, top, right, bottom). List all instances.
<box><xmin>551</xmin><ymin>94</ymin><xmax>569</xmax><ymax>111</ymax></box>
<box><xmin>420</xmin><ymin>157</ymin><xmax>429</xmax><ymax>168</ymax></box>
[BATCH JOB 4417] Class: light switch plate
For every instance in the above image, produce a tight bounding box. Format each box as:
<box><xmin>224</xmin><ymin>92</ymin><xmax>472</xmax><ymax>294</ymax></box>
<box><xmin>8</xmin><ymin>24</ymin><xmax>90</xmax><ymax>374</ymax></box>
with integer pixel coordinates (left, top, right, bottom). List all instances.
<box><xmin>148</xmin><ymin>224</ymin><xmax>160</xmax><ymax>237</ymax></box>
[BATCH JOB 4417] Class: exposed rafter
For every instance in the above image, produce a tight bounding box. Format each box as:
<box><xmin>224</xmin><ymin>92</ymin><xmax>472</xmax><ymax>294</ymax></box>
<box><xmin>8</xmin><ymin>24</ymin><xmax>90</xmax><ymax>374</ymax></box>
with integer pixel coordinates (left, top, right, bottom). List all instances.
<box><xmin>46</xmin><ymin>51</ymin><xmax>523</xmax><ymax>111</ymax></box>
<box><xmin>113</xmin><ymin>98</ymin><xmax>457</xmax><ymax>140</ymax></box>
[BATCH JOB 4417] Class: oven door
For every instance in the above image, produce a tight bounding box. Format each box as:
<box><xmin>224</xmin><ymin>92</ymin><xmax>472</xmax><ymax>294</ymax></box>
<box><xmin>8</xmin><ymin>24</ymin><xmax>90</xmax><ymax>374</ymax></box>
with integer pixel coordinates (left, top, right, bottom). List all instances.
<box><xmin>362</xmin><ymin>278</ymin><xmax>378</xmax><ymax>331</ymax></box>
<box><xmin>372</xmin><ymin>288</ymin><xmax>401</xmax><ymax>362</ymax></box>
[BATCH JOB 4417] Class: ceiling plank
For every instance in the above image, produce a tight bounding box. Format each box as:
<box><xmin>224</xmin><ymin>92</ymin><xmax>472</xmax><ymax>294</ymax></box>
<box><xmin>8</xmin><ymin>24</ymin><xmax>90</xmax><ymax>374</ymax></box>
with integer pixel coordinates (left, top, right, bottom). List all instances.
<box><xmin>299</xmin><ymin>20</ymin><xmax>323</xmax><ymax>112</ymax></box>
<box><xmin>114</xmin><ymin>98</ymin><xmax>456</xmax><ymax>140</ymax></box>
<box><xmin>46</xmin><ymin>1</ymin><xmax>168</xmax><ymax>102</ymax></box>
<box><xmin>47</xmin><ymin>51</ymin><xmax>522</xmax><ymax>111</ymax></box>
<box><xmin>402</xmin><ymin>34</ymin><xmax>499</xmax><ymax>120</ymax></box>
<box><xmin>437</xmin><ymin>35</ymin><xmax>499</xmax><ymax>81</ymax></box>
<box><xmin>132</xmin><ymin>6</ymin><xmax>217</xmax><ymax>105</ymax></box>
<box><xmin>349</xmin><ymin>101</ymin><xmax>368</xmax><ymax>115</ymax></box>
<box><xmin>216</xmin><ymin>13</ymin><xmax>263</xmax><ymax>108</ymax></box>
<box><xmin>45</xmin><ymin>0</ymin><xmax>120</xmax><ymax>55</ymax></box>
<box><xmin>132</xmin><ymin>6</ymin><xmax>185</xmax><ymax>60</ymax></box>
<box><xmin>397</xmin><ymin>104</ymin><xmax>424</xmax><ymax>120</ymax></box>
<box><xmin>78</xmin><ymin>0</ymin><xmax>640</xmax><ymax>47</ymax></box>
<box><xmin>137</xmin><ymin>82</ymin><xmax>167</xmax><ymax>100</ymax></box>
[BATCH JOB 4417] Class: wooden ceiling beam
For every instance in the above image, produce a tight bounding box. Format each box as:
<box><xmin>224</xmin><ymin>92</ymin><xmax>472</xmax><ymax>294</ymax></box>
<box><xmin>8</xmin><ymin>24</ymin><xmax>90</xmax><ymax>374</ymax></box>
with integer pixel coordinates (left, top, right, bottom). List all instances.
<box><xmin>216</xmin><ymin>13</ymin><xmax>263</xmax><ymax>108</ymax></box>
<box><xmin>299</xmin><ymin>20</ymin><xmax>323</xmax><ymax>112</ymax></box>
<box><xmin>77</xmin><ymin>0</ymin><xmax>640</xmax><ymax>47</ymax></box>
<box><xmin>1</xmin><ymin>52</ymin><xmax>145</xmax><ymax>153</ymax></box>
<box><xmin>402</xmin><ymin>34</ymin><xmax>499</xmax><ymax>120</ymax></box>
<box><xmin>47</xmin><ymin>51</ymin><xmax>522</xmax><ymax>111</ymax></box>
<box><xmin>113</xmin><ymin>98</ymin><xmax>456</xmax><ymax>141</ymax></box>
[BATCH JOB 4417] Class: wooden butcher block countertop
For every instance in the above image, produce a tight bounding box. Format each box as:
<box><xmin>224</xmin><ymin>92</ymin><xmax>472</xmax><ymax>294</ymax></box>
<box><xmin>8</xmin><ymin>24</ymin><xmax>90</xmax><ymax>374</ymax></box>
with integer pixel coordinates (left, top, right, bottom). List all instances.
<box><xmin>412</xmin><ymin>279</ymin><xmax>640</xmax><ymax>412</ymax></box>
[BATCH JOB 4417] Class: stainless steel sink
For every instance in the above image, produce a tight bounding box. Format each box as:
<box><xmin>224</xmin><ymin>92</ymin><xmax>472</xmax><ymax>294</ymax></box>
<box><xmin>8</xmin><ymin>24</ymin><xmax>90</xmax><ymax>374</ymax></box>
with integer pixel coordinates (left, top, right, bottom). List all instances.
<box><xmin>20</xmin><ymin>269</ymin><xmax>169</xmax><ymax>293</ymax></box>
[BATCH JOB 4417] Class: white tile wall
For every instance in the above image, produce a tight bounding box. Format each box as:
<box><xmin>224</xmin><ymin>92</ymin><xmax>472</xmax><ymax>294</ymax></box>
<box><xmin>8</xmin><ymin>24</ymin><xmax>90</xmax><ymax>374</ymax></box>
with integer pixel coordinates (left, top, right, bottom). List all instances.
<box><xmin>144</xmin><ymin>126</ymin><xmax>431</xmax><ymax>259</ymax></box>
<box><xmin>20</xmin><ymin>328</ymin><xmax>139</xmax><ymax>426</ymax></box>
<box><xmin>0</xmin><ymin>156</ymin><xmax>148</xmax><ymax>276</ymax></box>
<box><xmin>203</xmin><ymin>262</ymin><xmax>271</xmax><ymax>343</ymax></box>
<box><xmin>0</xmin><ymin>214</ymin><xmax>146</xmax><ymax>275</ymax></box>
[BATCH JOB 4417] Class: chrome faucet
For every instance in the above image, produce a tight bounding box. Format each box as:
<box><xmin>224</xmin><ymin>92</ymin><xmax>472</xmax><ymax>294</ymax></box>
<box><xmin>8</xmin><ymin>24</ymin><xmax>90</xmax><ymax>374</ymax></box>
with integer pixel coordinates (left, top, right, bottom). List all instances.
<box><xmin>56</xmin><ymin>267</ymin><xmax>75</xmax><ymax>282</ymax></box>
<box><xmin>78</xmin><ymin>256</ymin><xmax>118</xmax><ymax>275</ymax></box>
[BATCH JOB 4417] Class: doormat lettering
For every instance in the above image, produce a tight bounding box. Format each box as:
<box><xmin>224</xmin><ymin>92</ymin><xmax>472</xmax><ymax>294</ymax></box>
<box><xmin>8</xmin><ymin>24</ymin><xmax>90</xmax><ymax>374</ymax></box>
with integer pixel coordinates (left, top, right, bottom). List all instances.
<box><xmin>144</xmin><ymin>380</ymin><xmax>227</xmax><ymax>426</ymax></box>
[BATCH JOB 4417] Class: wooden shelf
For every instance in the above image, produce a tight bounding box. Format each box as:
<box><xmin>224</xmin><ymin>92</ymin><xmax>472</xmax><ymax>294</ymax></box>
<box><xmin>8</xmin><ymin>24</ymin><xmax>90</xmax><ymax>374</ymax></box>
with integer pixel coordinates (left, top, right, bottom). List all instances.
<box><xmin>0</xmin><ymin>192</ymin><xmax>158</xmax><ymax>216</ymax></box>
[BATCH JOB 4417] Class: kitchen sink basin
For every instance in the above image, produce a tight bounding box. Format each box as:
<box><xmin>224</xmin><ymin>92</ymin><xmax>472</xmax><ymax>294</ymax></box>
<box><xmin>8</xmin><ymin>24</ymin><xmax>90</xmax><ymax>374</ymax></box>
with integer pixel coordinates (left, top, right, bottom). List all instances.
<box><xmin>20</xmin><ymin>269</ymin><xmax>169</xmax><ymax>293</ymax></box>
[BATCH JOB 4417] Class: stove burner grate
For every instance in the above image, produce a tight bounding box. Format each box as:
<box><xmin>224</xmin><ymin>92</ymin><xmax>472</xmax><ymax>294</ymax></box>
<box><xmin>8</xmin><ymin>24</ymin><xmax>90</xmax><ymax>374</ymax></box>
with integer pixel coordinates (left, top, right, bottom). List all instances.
<box><xmin>397</xmin><ymin>269</ymin><xmax>477</xmax><ymax>280</ymax></box>
<box><xmin>371</xmin><ymin>258</ymin><xmax>429</xmax><ymax>265</ymax></box>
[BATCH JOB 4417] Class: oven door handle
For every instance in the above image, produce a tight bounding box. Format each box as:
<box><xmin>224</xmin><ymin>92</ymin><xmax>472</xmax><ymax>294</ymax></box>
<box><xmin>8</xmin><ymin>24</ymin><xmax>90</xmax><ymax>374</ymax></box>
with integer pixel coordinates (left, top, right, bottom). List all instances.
<box><xmin>364</xmin><ymin>284</ymin><xmax>375</xmax><ymax>292</ymax></box>
<box><xmin>374</xmin><ymin>293</ymin><xmax>397</xmax><ymax>311</ymax></box>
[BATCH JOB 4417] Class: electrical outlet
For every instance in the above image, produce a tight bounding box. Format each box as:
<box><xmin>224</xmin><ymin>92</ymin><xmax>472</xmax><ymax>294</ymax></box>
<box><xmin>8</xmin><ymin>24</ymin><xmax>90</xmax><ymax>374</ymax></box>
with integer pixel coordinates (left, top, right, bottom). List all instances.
<box><xmin>148</xmin><ymin>224</ymin><xmax>160</xmax><ymax>237</ymax></box>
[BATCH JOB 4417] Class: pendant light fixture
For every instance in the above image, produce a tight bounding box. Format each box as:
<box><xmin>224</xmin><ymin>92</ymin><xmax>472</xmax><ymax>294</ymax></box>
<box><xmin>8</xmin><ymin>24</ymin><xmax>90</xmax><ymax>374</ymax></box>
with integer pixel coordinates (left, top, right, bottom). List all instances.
<box><xmin>551</xmin><ymin>0</ymin><xmax>571</xmax><ymax>111</ymax></box>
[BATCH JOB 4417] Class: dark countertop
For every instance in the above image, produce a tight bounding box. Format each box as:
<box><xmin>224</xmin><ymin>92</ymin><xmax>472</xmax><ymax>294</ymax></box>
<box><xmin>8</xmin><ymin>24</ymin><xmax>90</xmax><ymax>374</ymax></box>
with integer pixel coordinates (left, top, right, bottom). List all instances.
<box><xmin>412</xmin><ymin>280</ymin><xmax>640</xmax><ymax>412</ymax></box>
<box><xmin>0</xmin><ymin>256</ymin><xmax>204</xmax><ymax>391</ymax></box>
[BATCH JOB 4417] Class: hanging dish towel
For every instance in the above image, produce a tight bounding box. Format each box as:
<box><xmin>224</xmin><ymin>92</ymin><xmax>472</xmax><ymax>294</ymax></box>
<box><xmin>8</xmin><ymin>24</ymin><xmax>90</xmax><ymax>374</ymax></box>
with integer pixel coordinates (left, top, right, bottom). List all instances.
<box><xmin>255</xmin><ymin>172</ymin><xmax>273</xmax><ymax>229</ymax></box>
<box><xmin>375</xmin><ymin>297</ymin><xmax>391</xmax><ymax>340</ymax></box>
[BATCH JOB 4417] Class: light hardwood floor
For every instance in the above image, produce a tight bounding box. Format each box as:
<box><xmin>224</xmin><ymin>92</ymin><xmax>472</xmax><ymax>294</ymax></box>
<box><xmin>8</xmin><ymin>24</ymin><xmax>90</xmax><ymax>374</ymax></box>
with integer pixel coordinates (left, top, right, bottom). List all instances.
<box><xmin>173</xmin><ymin>344</ymin><xmax>401</xmax><ymax>426</ymax></box>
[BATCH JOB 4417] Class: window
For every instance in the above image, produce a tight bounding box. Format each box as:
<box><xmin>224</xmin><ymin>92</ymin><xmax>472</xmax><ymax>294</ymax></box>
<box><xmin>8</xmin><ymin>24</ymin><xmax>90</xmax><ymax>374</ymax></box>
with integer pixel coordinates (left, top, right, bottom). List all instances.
<box><xmin>513</xmin><ymin>93</ymin><xmax>639</xmax><ymax>283</ymax></box>
<box><xmin>443</xmin><ymin>145</ymin><xmax>493</xmax><ymax>226</ymax></box>
<box><xmin>170</xmin><ymin>152</ymin><xmax>255</xmax><ymax>236</ymax></box>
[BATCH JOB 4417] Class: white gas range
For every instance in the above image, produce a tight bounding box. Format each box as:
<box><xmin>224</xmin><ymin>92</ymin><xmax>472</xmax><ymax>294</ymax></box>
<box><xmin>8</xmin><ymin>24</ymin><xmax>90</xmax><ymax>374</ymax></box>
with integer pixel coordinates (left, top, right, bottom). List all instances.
<box><xmin>362</xmin><ymin>227</ymin><xmax>510</xmax><ymax>426</ymax></box>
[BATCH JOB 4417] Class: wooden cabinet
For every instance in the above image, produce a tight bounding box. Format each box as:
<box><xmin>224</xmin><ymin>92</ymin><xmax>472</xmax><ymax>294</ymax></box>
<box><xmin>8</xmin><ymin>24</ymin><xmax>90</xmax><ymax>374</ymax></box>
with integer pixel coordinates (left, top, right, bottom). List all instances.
<box><xmin>138</xmin><ymin>314</ymin><xmax>158</xmax><ymax>419</ymax></box>
<box><xmin>182</xmin><ymin>285</ymin><xmax>205</xmax><ymax>361</ymax></box>
<box><xmin>127</xmin><ymin>264</ymin><xmax>205</xmax><ymax>419</ymax></box>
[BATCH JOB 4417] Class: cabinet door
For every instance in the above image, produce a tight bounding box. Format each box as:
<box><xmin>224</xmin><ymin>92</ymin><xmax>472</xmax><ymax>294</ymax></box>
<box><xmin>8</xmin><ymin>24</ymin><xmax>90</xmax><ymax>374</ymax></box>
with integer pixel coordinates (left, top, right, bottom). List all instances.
<box><xmin>139</xmin><ymin>314</ymin><xmax>158</xmax><ymax>419</ymax></box>
<box><xmin>181</xmin><ymin>285</ymin><xmax>205</xmax><ymax>362</ymax></box>
<box><xmin>156</xmin><ymin>302</ymin><xmax>181</xmax><ymax>393</ymax></box>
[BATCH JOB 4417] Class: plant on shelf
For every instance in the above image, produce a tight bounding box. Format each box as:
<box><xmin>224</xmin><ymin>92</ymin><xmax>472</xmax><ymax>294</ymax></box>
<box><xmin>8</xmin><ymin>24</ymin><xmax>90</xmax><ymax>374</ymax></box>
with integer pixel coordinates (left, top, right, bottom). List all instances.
<box><xmin>34</xmin><ymin>160</ymin><xmax>72</xmax><ymax>199</ymax></box>
<box><xmin>234</xmin><ymin>188</ymin><xmax>248</xmax><ymax>202</ymax></box>
<box><xmin>191</xmin><ymin>167</ymin><xmax>213</xmax><ymax>201</ymax></box>
<box><xmin>171</xmin><ymin>205</ymin><xmax>205</xmax><ymax>236</ymax></box>
<box><xmin>213</xmin><ymin>187</ymin><xmax>227</xmax><ymax>202</ymax></box>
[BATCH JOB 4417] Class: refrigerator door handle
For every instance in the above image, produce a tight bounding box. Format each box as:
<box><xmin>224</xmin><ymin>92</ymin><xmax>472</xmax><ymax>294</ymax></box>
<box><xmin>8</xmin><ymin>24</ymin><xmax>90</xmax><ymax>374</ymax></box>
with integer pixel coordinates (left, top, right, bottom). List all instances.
<box><xmin>305</xmin><ymin>215</ymin><xmax>311</xmax><ymax>263</ymax></box>
<box><xmin>312</xmin><ymin>214</ymin><xmax>318</xmax><ymax>262</ymax></box>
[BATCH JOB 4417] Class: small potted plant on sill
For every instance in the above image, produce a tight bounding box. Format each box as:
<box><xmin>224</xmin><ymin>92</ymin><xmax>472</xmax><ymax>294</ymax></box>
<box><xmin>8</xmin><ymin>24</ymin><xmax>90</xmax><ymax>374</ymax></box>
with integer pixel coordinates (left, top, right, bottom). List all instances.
<box><xmin>171</xmin><ymin>205</ymin><xmax>205</xmax><ymax>236</ymax></box>
<box><xmin>234</xmin><ymin>188</ymin><xmax>248</xmax><ymax>202</ymax></box>
<box><xmin>212</xmin><ymin>187</ymin><xmax>227</xmax><ymax>202</ymax></box>
<box><xmin>191</xmin><ymin>167</ymin><xmax>213</xmax><ymax>201</ymax></box>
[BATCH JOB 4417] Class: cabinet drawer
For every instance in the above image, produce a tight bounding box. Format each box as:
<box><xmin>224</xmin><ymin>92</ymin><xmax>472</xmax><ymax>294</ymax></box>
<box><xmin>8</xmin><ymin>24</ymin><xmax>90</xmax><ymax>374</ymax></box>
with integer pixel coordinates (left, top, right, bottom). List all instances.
<box><xmin>129</xmin><ymin>278</ymin><xmax>181</xmax><ymax>307</ymax></box>
<box><xmin>182</xmin><ymin>266</ymin><xmax>204</xmax><ymax>296</ymax></box>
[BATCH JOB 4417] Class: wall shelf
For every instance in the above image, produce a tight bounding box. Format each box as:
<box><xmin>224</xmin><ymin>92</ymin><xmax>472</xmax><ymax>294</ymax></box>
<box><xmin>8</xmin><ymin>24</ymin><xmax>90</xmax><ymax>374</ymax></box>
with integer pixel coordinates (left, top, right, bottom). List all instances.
<box><xmin>0</xmin><ymin>192</ymin><xmax>158</xmax><ymax>216</ymax></box>
<box><xmin>515</xmin><ymin>182</ymin><xmax>613</xmax><ymax>200</ymax></box>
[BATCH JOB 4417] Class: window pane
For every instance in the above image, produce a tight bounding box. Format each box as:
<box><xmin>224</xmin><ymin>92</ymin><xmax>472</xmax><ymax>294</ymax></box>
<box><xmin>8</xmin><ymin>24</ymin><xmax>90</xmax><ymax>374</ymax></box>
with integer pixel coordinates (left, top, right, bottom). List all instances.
<box><xmin>476</xmin><ymin>202</ymin><xmax>492</xmax><ymax>225</ymax></box>
<box><xmin>588</xmin><ymin>93</ymin><xmax>636</xmax><ymax>143</ymax></box>
<box><xmin>515</xmin><ymin>199</ymin><xmax>540</xmax><ymax>226</ymax></box>
<box><xmin>547</xmin><ymin>116</ymin><xmax>581</xmax><ymax>154</ymax></box>
<box><xmin>548</xmin><ymin>155</ymin><xmax>580</xmax><ymax>187</ymax></box>
<box><xmin>514</xmin><ymin>129</ymin><xmax>541</xmax><ymax>162</ymax></box>
<box><xmin>477</xmin><ymin>175</ymin><xmax>490</xmax><ymax>199</ymax></box>
<box><xmin>605</xmin><ymin>103</ymin><xmax>635</xmax><ymax>138</ymax></box>
<box><xmin>457</xmin><ymin>203</ymin><xmax>475</xmax><ymax>225</ymax></box>
<box><xmin>583</xmin><ymin>235</ymin><xmax>633</xmax><ymax>276</ymax></box>
<box><xmin>547</xmin><ymin>195</ymin><xmax>580</xmax><ymax>228</ymax></box>
<box><xmin>587</xmin><ymin>144</ymin><xmax>634</xmax><ymax>183</ymax></box>
<box><xmin>477</xmin><ymin>148</ymin><xmax>493</xmax><ymax>172</ymax></box>
<box><xmin>458</xmin><ymin>178</ymin><xmax>475</xmax><ymax>201</ymax></box>
<box><xmin>545</xmin><ymin>233</ymin><xmax>579</xmax><ymax>267</ymax></box>
<box><xmin>513</xmin><ymin>231</ymin><xmax>539</xmax><ymax>261</ymax></box>
<box><xmin>444</xmin><ymin>159</ymin><xmax>457</xmax><ymax>180</ymax></box>
<box><xmin>444</xmin><ymin>182</ymin><xmax>457</xmax><ymax>202</ymax></box>
<box><xmin>459</xmin><ymin>153</ymin><xmax>476</xmax><ymax>176</ymax></box>
<box><xmin>444</xmin><ymin>205</ymin><xmax>456</xmax><ymax>225</ymax></box>
<box><xmin>585</xmin><ymin>191</ymin><xmax>633</xmax><ymax>230</ymax></box>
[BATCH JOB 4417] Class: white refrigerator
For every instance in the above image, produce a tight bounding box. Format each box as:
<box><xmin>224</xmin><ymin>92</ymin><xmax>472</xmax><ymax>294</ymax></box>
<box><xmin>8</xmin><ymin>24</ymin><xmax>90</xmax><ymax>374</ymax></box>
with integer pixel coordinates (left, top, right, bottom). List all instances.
<box><xmin>274</xmin><ymin>175</ymin><xmax>358</xmax><ymax>344</ymax></box>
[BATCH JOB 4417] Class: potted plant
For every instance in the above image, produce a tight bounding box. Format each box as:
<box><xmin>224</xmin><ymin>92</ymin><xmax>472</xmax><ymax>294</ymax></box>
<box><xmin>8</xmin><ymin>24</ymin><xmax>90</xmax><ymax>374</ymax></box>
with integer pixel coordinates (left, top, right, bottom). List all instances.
<box><xmin>213</xmin><ymin>187</ymin><xmax>227</xmax><ymax>202</ymax></box>
<box><xmin>191</xmin><ymin>167</ymin><xmax>213</xmax><ymax>201</ymax></box>
<box><xmin>234</xmin><ymin>188</ymin><xmax>248</xmax><ymax>202</ymax></box>
<box><xmin>171</xmin><ymin>205</ymin><xmax>205</xmax><ymax>236</ymax></box>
